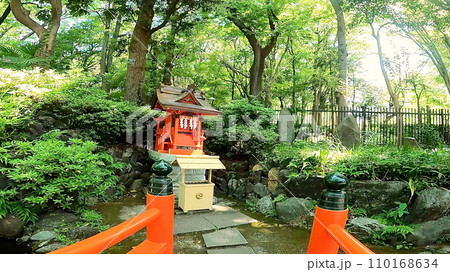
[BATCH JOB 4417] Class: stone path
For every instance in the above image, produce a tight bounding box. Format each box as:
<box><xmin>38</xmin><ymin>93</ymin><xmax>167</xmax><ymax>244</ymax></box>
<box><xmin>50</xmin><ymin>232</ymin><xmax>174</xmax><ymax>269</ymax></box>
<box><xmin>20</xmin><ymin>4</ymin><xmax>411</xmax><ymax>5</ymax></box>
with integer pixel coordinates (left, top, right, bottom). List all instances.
<box><xmin>173</xmin><ymin>204</ymin><xmax>257</xmax><ymax>254</ymax></box>
<box><xmin>117</xmin><ymin>202</ymin><xmax>258</xmax><ymax>253</ymax></box>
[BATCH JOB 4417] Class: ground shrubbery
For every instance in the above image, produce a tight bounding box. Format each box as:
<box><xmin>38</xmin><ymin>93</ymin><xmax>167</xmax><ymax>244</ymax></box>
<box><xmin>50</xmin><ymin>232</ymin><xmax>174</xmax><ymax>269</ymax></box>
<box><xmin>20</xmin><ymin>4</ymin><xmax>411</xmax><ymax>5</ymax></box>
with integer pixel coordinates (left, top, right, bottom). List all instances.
<box><xmin>0</xmin><ymin>131</ymin><xmax>124</xmax><ymax>223</ymax></box>
<box><xmin>333</xmin><ymin>145</ymin><xmax>450</xmax><ymax>189</ymax></box>
<box><xmin>204</xmin><ymin>99</ymin><xmax>278</xmax><ymax>158</ymax></box>
<box><xmin>0</xmin><ymin>68</ymin><xmax>154</xmax><ymax>144</ymax></box>
<box><xmin>262</xmin><ymin>140</ymin><xmax>449</xmax><ymax>189</ymax></box>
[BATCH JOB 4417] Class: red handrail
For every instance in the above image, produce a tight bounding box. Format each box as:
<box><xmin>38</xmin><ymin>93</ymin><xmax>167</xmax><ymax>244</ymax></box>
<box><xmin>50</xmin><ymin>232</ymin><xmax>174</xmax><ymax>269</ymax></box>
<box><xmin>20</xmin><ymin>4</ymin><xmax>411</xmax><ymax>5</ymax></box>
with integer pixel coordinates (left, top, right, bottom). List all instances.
<box><xmin>49</xmin><ymin>208</ymin><xmax>161</xmax><ymax>254</ymax></box>
<box><xmin>326</xmin><ymin>224</ymin><xmax>374</xmax><ymax>254</ymax></box>
<box><xmin>307</xmin><ymin>207</ymin><xmax>374</xmax><ymax>254</ymax></box>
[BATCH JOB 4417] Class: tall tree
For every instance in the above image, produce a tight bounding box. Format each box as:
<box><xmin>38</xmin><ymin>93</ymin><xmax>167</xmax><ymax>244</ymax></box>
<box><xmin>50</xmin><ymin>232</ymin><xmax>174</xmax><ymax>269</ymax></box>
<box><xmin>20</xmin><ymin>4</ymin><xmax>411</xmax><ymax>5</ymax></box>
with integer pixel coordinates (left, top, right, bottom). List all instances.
<box><xmin>350</xmin><ymin>0</ymin><xmax>403</xmax><ymax>145</ymax></box>
<box><xmin>125</xmin><ymin>0</ymin><xmax>180</xmax><ymax>103</ymax></box>
<box><xmin>330</xmin><ymin>0</ymin><xmax>349</xmax><ymax>112</ymax></box>
<box><xmin>394</xmin><ymin>0</ymin><xmax>450</xmax><ymax>96</ymax></box>
<box><xmin>225</xmin><ymin>0</ymin><xmax>280</xmax><ymax>102</ymax></box>
<box><xmin>9</xmin><ymin>0</ymin><xmax>62</xmax><ymax>68</ymax></box>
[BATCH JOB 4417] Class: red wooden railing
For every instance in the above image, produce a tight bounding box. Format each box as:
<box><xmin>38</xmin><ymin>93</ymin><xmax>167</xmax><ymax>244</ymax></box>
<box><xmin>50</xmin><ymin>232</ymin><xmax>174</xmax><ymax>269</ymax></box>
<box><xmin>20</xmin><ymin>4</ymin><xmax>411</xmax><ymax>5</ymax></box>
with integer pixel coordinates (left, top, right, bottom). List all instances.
<box><xmin>307</xmin><ymin>207</ymin><xmax>374</xmax><ymax>254</ymax></box>
<box><xmin>49</xmin><ymin>194</ymin><xmax>174</xmax><ymax>254</ymax></box>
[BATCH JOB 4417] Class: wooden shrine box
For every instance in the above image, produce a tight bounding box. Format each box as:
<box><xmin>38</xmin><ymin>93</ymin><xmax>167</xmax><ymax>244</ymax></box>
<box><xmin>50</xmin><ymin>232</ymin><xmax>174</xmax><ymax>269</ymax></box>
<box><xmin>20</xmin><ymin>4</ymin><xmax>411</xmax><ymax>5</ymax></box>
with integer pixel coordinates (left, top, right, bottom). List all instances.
<box><xmin>152</xmin><ymin>84</ymin><xmax>221</xmax><ymax>156</ymax></box>
<box><xmin>176</xmin><ymin>155</ymin><xmax>225</xmax><ymax>212</ymax></box>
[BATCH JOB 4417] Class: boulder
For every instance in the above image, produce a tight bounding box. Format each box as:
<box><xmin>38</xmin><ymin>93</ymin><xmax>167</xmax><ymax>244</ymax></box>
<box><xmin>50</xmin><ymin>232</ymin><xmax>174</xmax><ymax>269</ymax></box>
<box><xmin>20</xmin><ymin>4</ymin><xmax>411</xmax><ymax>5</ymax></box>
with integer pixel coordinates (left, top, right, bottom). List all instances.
<box><xmin>252</xmin><ymin>164</ymin><xmax>264</xmax><ymax>172</ymax></box>
<box><xmin>275</xmin><ymin>197</ymin><xmax>312</xmax><ymax>223</ymax></box>
<box><xmin>245</xmin><ymin>182</ymin><xmax>255</xmax><ymax>195</ymax></box>
<box><xmin>283</xmin><ymin>175</ymin><xmax>326</xmax><ymax>200</ymax></box>
<box><xmin>128</xmin><ymin>179</ymin><xmax>144</xmax><ymax>193</ymax></box>
<box><xmin>253</xmin><ymin>183</ymin><xmax>269</xmax><ymax>198</ymax></box>
<box><xmin>402</xmin><ymin>137</ymin><xmax>420</xmax><ymax>148</ymax></box>
<box><xmin>278</xmin><ymin>169</ymin><xmax>294</xmax><ymax>183</ymax></box>
<box><xmin>407</xmin><ymin>216</ymin><xmax>450</xmax><ymax>246</ymax></box>
<box><xmin>278</xmin><ymin>108</ymin><xmax>296</xmax><ymax>143</ymax></box>
<box><xmin>347</xmin><ymin>217</ymin><xmax>385</xmax><ymax>238</ymax></box>
<box><xmin>346</xmin><ymin>180</ymin><xmax>410</xmax><ymax>216</ymax></box>
<box><xmin>30</xmin><ymin>231</ymin><xmax>57</xmax><ymax>241</ymax></box>
<box><xmin>35</xmin><ymin>243</ymin><xmax>65</xmax><ymax>254</ymax></box>
<box><xmin>256</xmin><ymin>196</ymin><xmax>274</xmax><ymax>216</ymax></box>
<box><xmin>215</xmin><ymin>177</ymin><xmax>228</xmax><ymax>192</ymax></box>
<box><xmin>0</xmin><ymin>214</ymin><xmax>25</xmax><ymax>238</ymax></box>
<box><xmin>268</xmin><ymin>180</ymin><xmax>278</xmax><ymax>193</ymax></box>
<box><xmin>250</xmin><ymin>170</ymin><xmax>261</xmax><ymax>184</ymax></box>
<box><xmin>405</xmin><ymin>187</ymin><xmax>450</xmax><ymax>224</ymax></box>
<box><xmin>35</xmin><ymin>210</ymin><xmax>77</xmax><ymax>230</ymax></box>
<box><xmin>268</xmin><ymin>168</ymin><xmax>279</xmax><ymax>181</ymax></box>
<box><xmin>70</xmin><ymin>226</ymin><xmax>100</xmax><ymax>240</ymax></box>
<box><xmin>336</xmin><ymin>116</ymin><xmax>361</xmax><ymax>148</ymax></box>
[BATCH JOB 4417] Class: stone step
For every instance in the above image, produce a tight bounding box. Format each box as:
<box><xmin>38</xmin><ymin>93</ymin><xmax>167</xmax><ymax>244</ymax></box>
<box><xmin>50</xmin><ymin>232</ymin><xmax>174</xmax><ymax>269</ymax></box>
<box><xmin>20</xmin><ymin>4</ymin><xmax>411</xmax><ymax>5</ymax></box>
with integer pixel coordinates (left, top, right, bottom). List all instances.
<box><xmin>202</xmin><ymin>228</ymin><xmax>248</xmax><ymax>248</ymax></box>
<box><xmin>207</xmin><ymin>246</ymin><xmax>255</xmax><ymax>254</ymax></box>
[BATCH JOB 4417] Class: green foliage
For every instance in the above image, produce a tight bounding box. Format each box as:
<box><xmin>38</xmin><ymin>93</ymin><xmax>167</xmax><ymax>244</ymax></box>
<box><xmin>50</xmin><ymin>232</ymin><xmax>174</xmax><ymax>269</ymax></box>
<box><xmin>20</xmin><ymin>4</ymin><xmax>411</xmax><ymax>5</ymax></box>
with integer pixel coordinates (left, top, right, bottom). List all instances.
<box><xmin>0</xmin><ymin>43</ymin><xmax>44</xmax><ymax>69</ymax></box>
<box><xmin>262</xmin><ymin>140</ymin><xmax>344</xmax><ymax>177</ymax></box>
<box><xmin>41</xmin><ymin>86</ymin><xmax>147</xmax><ymax>143</ymax></box>
<box><xmin>0</xmin><ymin>68</ymin><xmax>67</xmax><ymax>141</ymax></box>
<box><xmin>370</xmin><ymin>202</ymin><xmax>415</xmax><ymax>249</ymax></box>
<box><xmin>333</xmin><ymin>145</ymin><xmax>450</xmax><ymax>188</ymax></box>
<box><xmin>349</xmin><ymin>206</ymin><xmax>368</xmax><ymax>217</ymax></box>
<box><xmin>204</xmin><ymin>99</ymin><xmax>278</xmax><ymax>157</ymax></box>
<box><xmin>0</xmin><ymin>131</ymin><xmax>124</xmax><ymax>223</ymax></box>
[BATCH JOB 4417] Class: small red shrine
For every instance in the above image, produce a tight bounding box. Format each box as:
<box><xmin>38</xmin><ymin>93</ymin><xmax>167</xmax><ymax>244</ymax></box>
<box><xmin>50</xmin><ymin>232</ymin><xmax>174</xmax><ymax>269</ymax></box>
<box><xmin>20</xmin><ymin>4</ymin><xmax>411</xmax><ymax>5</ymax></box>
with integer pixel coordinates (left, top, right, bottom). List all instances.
<box><xmin>151</xmin><ymin>84</ymin><xmax>221</xmax><ymax>155</ymax></box>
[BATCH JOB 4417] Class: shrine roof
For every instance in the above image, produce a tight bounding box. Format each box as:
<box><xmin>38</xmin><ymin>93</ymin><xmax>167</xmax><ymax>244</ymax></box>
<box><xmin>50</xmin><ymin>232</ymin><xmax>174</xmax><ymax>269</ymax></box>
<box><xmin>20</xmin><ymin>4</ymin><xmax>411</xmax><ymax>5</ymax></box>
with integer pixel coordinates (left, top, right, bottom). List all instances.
<box><xmin>152</xmin><ymin>85</ymin><xmax>221</xmax><ymax>115</ymax></box>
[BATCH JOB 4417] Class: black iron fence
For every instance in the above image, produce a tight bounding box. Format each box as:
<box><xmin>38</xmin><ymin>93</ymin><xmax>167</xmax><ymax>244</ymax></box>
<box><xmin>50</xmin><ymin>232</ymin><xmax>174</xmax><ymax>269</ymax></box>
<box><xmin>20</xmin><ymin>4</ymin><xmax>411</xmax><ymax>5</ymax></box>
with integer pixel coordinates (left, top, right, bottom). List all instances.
<box><xmin>280</xmin><ymin>107</ymin><xmax>450</xmax><ymax>146</ymax></box>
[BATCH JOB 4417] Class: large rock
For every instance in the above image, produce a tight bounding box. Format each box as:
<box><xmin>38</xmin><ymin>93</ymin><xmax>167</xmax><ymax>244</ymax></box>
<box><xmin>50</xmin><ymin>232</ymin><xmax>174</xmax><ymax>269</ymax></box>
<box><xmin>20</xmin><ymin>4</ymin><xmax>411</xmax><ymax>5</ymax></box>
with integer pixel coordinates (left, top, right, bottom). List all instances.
<box><xmin>30</xmin><ymin>231</ymin><xmax>57</xmax><ymax>241</ymax></box>
<box><xmin>282</xmin><ymin>175</ymin><xmax>326</xmax><ymax>200</ymax></box>
<box><xmin>35</xmin><ymin>243</ymin><xmax>65</xmax><ymax>254</ymax></box>
<box><xmin>253</xmin><ymin>183</ymin><xmax>269</xmax><ymax>198</ymax></box>
<box><xmin>347</xmin><ymin>217</ymin><xmax>385</xmax><ymax>238</ymax></box>
<box><xmin>402</xmin><ymin>137</ymin><xmax>420</xmax><ymax>148</ymax></box>
<box><xmin>336</xmin><ymin>116</ymin><xmax>361</xmax><ymax>148</ymax></box>
<box><xmin>346</xmin><ymin>180</ymin><xmax>410</xmax><ymax>216</ymax></box>
<box><xmin>268</xmin><ymin>168</ymin><xmax>279</xmax><ymax>181</ymax></box>
<box><xmin>0</xmin><ymin>214</ymin><xmax>25</xmax><ymax>238</ymax></box>
<box><xmin>35</xmin><ymin>210</ymin><xmax>77</xmax><ymax>230</ymax></box>
<box><xmin>256</xmin><ymin>196</ymin><xmax>274</xmax><ymax>216</ymax></box>
<box><xmin>407</xmin><ymin>216</ymin><xmax>450</xmax><ymax>246</ymax></box>
<box><xmin>215</xmin><ymin>177</ymin><xmax>228</xmax><ymax>192</ymax></box>
<box><xmin>405</xmin><ymin>187</ymin><xmax>450</xmax><ymax>224</ymax></box>
<box><xmin>278</xmin><ymin>169</ymin><xmax>294</xmax><ymax>183</ymax></box>
<box><xmin>278</xmin><ymin>108</ymin><xmax>296</xmax><ymax>143</ymax></box>
<box><xmin>128</xmin><ymin>179</ymin><xmax>144</xmax><ymax>193</ymax></box>
<box><xmin>275</xmin><ymin>197</ymin><xmax>312</xmax><ymax>223</ymax></box>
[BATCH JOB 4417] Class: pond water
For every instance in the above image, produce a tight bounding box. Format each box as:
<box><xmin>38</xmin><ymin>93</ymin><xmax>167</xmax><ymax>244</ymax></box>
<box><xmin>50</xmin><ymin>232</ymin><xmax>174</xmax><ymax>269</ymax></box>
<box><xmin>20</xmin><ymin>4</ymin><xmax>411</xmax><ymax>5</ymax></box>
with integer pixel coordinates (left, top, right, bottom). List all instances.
<box><xmin>94</xmin><ymin>193</ymin><xmax>448</xmax><ymax>254</ymax></box>
<box><xmin>1</xmin><ymin>193</ymin><xmax>447</xmax><ymax>254</ymax></box>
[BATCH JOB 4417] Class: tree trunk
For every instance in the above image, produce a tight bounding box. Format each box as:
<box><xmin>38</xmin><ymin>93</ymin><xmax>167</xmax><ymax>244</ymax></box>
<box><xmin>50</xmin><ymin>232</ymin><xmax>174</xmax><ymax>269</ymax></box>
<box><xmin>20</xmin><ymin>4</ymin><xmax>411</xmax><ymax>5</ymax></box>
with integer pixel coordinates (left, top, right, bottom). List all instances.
<box><xmin>106</xmin><ymin>14</ymin><xmax>121</xmax><ymax>72</ymax></box>
<box><xmin>125</xmin><ymin>0</ymin><xmax>155</xmax><ymax>103</ymax></box>
<box><xmin>100</xmin><ymin>1</ymin><xmax>111</xmax><ymax>75</ymax></box>
<box><xmin>162</xmin><ymin>27</ymin><xmax>176</xmax><ymax>85</ymax></box>
<box><xmin>0</xmin><ymin>4</ymin><xmax>11</xmax><ymax>26</ymax></box>
<box><xmin>330</xmin><ymin>0</ymin><xmax>349</xmax><ymax>121</ymax></box>
<box><xmin>249</xmin><ymin>48</ymin><xmax>265</xmax><ymax>99</ymax></box>
<box><xmin>10</xmin><ymin>0</ymin><xmax>62</xmax><ymax>69</ymax></box>
<box><xmin>371</xmin><ymin>24</ymin><xmax>402</xmax><ymax>146</ymax></box>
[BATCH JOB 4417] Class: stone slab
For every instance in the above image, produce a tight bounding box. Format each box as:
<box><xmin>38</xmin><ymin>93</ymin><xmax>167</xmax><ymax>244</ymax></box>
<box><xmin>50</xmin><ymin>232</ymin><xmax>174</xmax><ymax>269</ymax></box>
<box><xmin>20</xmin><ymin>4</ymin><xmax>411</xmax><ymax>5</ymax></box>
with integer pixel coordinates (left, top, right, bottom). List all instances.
<box><xmin>202</xmin><ymin>228</ymin><xmax>248</xmax><ymax>248</ymax></box>
<box><xmin>174</xmin><ymin>214</ymin><xmax>217</xmax><ymax>235</ymax></box>
<box><xmin>203</xmin><ymin>212</ymin><xmax>257</xmax><ymax>229</ymax></box>
<box><xmin>207</xmin><ymin>246</ymin><xmax>255</xmax><ymax>254</ymax></box>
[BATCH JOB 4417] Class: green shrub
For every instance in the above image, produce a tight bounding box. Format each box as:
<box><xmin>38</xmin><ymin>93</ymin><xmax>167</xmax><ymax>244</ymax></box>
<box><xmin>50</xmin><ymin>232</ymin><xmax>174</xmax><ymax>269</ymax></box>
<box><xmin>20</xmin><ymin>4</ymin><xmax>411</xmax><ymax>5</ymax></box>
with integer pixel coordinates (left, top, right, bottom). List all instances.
<box><xmin>0</xmin><ymin>131</ymin><xmax>124</xmax><ymax>223</ymax></box>
<box><xmin>0</xmin><ymin>68</ymin><xmax>68</xmax><ymax>140</ymax></box>
<box><xmin>262</xmin><ymin>140</ymin><xmax>345</xmax><ymax>177</ymax></box>
<box><xmin>41</xmin><ymin>86</ymin><xmax>148</xmax><ymax>143</ymax></box>
<box><xmin>204</xmin><ymin>99</ymin><xmax>278</xmax><ymax>158</ymax></box>
<box><xmin>333</xmin><ymin>146</ymin><xmax>450</xmax><ymax>188</ymax></box>
<box><xmin>370</xmin><ymin>202</ymin><xmax>415</xmax><ymax>249</ymax></box>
